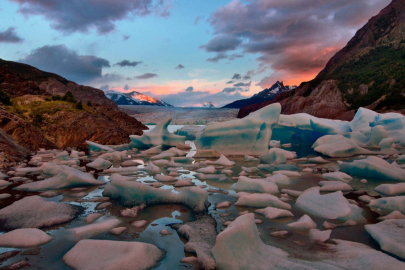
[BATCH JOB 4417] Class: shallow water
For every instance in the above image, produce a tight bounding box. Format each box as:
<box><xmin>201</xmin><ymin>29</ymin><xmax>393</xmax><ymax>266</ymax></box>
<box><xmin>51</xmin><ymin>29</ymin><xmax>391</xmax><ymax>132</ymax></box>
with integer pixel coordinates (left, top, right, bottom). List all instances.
<box><xmin>0</xmin><ymin>125</ymin><xmax>404</xmax><ymax>269</ymax></box>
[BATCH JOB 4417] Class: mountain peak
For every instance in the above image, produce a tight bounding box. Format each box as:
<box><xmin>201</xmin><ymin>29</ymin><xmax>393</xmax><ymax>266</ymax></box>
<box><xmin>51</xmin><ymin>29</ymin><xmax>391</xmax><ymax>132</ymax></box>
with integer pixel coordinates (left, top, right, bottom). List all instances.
<box><xmin>105</xmin><ymin>90</ymin><xmax>173</xmax><ymax>107</ymax></box>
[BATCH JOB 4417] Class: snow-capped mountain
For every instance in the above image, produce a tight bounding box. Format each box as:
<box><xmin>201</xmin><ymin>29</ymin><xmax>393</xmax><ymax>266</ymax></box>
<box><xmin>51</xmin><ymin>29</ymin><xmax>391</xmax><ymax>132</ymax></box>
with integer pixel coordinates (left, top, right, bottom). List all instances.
<box><xmin>202</xmin><ymin>101</ymin><xmax>215</xmax><ymax>108</ymax></box>
<box><xmin>105</xmin><ymin>90</ymin><xmax>173</xmax><ymax>107</ymax></box>
<box><xmin>253</xmin><ymin>81</ymin><xmax>296</xmax><ymax>99</ymax></box>
<box><xmin>222</xmin><ymin>81</ymin><xmax>295</xmax><ymax>109</ymax></box>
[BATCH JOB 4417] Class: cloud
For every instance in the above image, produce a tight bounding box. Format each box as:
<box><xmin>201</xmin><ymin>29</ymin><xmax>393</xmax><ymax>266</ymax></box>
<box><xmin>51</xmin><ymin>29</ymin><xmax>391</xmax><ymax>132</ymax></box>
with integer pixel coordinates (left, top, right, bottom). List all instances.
<box><xmin>124</xmin><ymin>84</ymin><xmax>130</xmax><ymax>90</ymax></box>
<box><xmin>226</xmin><ymin>81</ymin><xmax>234</xmax><ymax>84</ymax></box>
<box><xmin>194</xmin><ymin>16</ymin><xmax>202</xmax><ymax>25</ymax></box>
<box><xmin>232</xmin><ymin>74</ymin><xmax>241</xmax><ymax>80</ymax></box>
<box><xmin>200</xmin><ymin>34</ymin><xmax>241</xmax><ymax>52</ymax></box>
<box><xmin>175</xmin><ymin>64</ymin><xmax>185</xmax><ymax>69</ymax></box>
<box><xmin>100</xmin><ymin>85</ymin><xmax>110</xmax><ymax>91</ymax></box>
<box><xmin>19</xmin><ymin>44</ymin><xmax>111</xmax><ymax>83</ymax></box>
<box><xmin>123</xmin><ymin>35</ymin><xmax>130</xmax><ymax>40</ymax></box>
<box><xmin>222</xmin><ymin>87</ymin><xmax>248</xmax><ymax>93</ymax></box>
<box><xmin>233</xmin><ymin>81</ymin><xmax>251</xmax><ymax>87</ymax></box>
<box><xmin>0</xmin><ymin>27</ymin><xmax>23</xmax><ymax>43</ymax></box>
<box><xmin>8</xmin><ymin>0</ymin><xmax>172</xmax><ymax>34</ymax></box>
<box><xmin>206</xmin><ymin>53</ymin><xmax>242</xmax><ymax>63</ymax></box>
<box><xmin>185</xmin><ymin>86</ymin><xmax>193</xmax><ymax>92</ymax></box>
<box><xmin>134</xmin><ymin>73</ymin><xmax>158</xmax><ymax>80</ymax></box>
<box><xmin>115</xmin><ymin>60</ymin><xmax>142</xmax><ymax>67</ymax></box>
<box><xmin>206</xmin><ymin>0</ymin><xmax>392</xmax><ymax>86</ymax></box>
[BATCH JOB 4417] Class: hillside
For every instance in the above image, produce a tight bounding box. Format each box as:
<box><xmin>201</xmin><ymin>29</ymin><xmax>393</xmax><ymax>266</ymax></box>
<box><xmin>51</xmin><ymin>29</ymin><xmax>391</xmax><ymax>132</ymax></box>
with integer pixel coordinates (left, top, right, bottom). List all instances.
<box><xmin>0</xmin><ymin>59</ymin><xmax>147</xmax><ymax>167</ymax></box>
<box><xmin>238</xmin><ymin>0</ymin><xmax>405</xmax><ymax>118</ymax></box>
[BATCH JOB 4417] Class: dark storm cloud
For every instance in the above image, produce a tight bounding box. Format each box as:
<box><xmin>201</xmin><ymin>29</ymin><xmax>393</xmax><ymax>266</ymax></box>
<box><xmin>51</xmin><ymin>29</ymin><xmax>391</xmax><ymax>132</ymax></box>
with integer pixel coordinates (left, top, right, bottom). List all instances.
<box><xmin>175</xmin><ymin>64</ymin><xmax>185</xmax><ymax>69</ymax></box>
<box><xmin>0</xmin><ymin>27</ymin><xmax>23</xmax><ymax>43</ymax></box>
<box><xmin>115</xmin><ymin>60</ymin><xmax>142</xmax><ymax>67</ymax></box>
<box><xmin>226</xmin><ymin>81</ymin><xmax>234</xmax><ymax>84</ymax></box>
<box><xmin>134</xmin><ymin>73</ymin><xmax>158</xmax><ymax>79</ymax></box>
<box><xmin>185</xmin><ymin>86</ymin><xmax>193</xmax><ymax>92</ymax></box>
<box><xmin>232</xmin><ymin>74</ymin><xmax>241</xmax><ymax>80</ymax></box>
<box><xmin>8</xmin><ymin>0</ymin><xmax>172</xmax><ymax>34</ymax></box>
<box><xmin>19</xmin><ymin>45</ymin><xmax>110</xmax><ymax>83</ymax></box>
<box><xmin>206</xmin><ymin>0</ymin><xmax>391</xmax><ymax>86</ymax></box>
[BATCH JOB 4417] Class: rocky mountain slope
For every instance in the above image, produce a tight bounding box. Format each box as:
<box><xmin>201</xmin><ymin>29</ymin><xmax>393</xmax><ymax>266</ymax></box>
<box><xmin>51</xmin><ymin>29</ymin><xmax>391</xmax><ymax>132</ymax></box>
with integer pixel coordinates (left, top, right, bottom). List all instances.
<box><xmin>0</xmin><ymin>59</ymin><xmax>147</xmax><ymax>167</ymax></box>
<box><xmin>105</xmin><ymin>90</ymin><xmax>172</xmax><ymax>107</ymax></box>
<box><xmin>223</xmin><ymin>81</ymin><xmax>295</xmax><ymax>109</ymax></box>
<box><xmin>238</xmin><ymin>0</ymin><xmax>405</xmax><ymax>119</ymax></box>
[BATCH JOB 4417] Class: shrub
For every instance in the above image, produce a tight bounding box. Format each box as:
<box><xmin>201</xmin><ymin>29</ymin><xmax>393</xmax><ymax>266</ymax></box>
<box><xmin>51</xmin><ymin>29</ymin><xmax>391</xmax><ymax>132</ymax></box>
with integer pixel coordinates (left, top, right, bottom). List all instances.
<box><xmin>62</xmin><ymin>91</ymin><xmax>76</xmax><ymax>103</ymax></box>
<box><xmin>0</xmin><ymin>90</ymin><xmax>11</xmax><ymax>106</ymax></box>
<box><xmin>75</xmin><ymin>101</ymin><xmax>83</xmax><ymax>110</ymax></box>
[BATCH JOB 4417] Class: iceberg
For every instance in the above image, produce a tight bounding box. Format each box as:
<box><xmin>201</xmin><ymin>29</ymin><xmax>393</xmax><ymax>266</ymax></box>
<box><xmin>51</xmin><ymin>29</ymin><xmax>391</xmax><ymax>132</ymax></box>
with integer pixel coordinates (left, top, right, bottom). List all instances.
<box><xmin>287</xmin><ymin>214</ymin><xmax>317</xmax><ymax>230</ymax></box>
<box><xmin>234</xmin><ymin>193</ymin><xmax>291</xmax><ymax>210</ymax></box>
<box><xmin>340</xmin><ymin>156</ymin><xmax>405</xmax><ymax>182</ymax></box>
<box><xmin>0</xmin><ymin>228</ymin><xmax>53</xmax><ymax>248</ymax></box>
<box><xmin>63</xmin><ymin>239</ymin><xmax>163</xmax><ymax>270</ymax></box>
<box><xmin>368</xmin><ymin>196</ymin><xmax>405</xmax><ymax>215</ymax></box>
<box><xmin>259</xmin><ymin>148</ymin><xmax>296</xmax><ymax>165</ymax></box>
<box><xmin>205</xmin><ymin>155</ymin><xmax>235</xmax><ymax>166</ymax></box>
<box><xmin>375</xmin><ymin>183</ymin><xmax>405</xmax><ymax>195</ymax></box>
<box><xmin>212</xmin><ymin>213</ymin><xmax>405</xmax><ymax>270</ymax></box>
<box><xmin>254</xmin><ymin>207</ymin><xmax>293</xmax><ymax>219</ymax></box>
<box><xmin>103</xmin><ymin>178</ymin><xmax>209</xmax><ymax>212</ymax></box>
<box><xmin>86</xmin><ymin>157</ymin><xmax>112</xmax><ymax>170</ymax></box>
<box><xmin>15</xmin><ymin>165</ymin><xmax>104</xmax><ymax>192</ymax></box>
<box><xmin>296</xmin><ymin>187</ymin><xmax>363</xmax><ymax>221</ymax></box>
<box><xmin>86</xmin><ymin>141</ymin><xmax>114</xmax><ymax>152</ymax></box>
<box><xmin>314</xmin><ymin>138</ymin><xmax>374</xmax><ymax>157</ymax></box>
<box><xmin>195</xmin><ymin>103</ymin><xmax>281</xmax><ymax>155</ymax></box>
<box><xmin>0</xmin><ymin>196</ymin><xmax>82</xmax><ymax>230</ymax></box>
<box><xmin>318</xmin><ymin>181</ymin><xmax>353</xmax><ymax>192</ymax></box>
<box><xmin>365</xmin><ymin>219</ymin><xmax>405</xmax><ymax>259</ymax></box>
<box><xmin>322</xmin><ymin>172</ymin><xmax>353</xmax><ymax>182</ymax></box>
<box><xmin>231</xmin><ymin>176</ymin><xmax>279</xmax><ymax>194</ymax></box>
<box><xmin>130</xmin><ymin>117</ymin><xmax>185</xmax><ymax>148</ymax></box>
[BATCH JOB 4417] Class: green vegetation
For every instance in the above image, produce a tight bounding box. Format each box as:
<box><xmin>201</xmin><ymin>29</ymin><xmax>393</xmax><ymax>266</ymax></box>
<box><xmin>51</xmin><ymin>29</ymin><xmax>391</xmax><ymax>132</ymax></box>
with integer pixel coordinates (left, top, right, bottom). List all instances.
<box><xmin>87</xmin><ymin>101</ymin><xmax>92</xmax><ymax>107</ymax></box>
<box><xmin>75</xmin><ymin>101</ymin><xmax>83</xmax><ymax>110</ymax></box>
<box><xmin>61</xmin><ymin>91</ymin><xmax>77</xmax><ymax>103</ymax></box>
<box><xmin>315</xmin><ymin>45</ymin><xmax>405</xmax><ymax>110</ymax></box>
<box><xmin>0</xmin><ymin>89</ymin><xmax>11</xmax><ymax>105</ymax></box>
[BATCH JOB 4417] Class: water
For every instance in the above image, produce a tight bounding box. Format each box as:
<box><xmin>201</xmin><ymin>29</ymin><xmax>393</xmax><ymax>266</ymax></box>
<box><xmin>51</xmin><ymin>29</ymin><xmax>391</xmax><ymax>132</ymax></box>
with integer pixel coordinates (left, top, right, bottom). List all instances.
<box><xmin>0</xmin><ymin>125</ymin><xmax>404</xmax><ymax>269</ymax></box>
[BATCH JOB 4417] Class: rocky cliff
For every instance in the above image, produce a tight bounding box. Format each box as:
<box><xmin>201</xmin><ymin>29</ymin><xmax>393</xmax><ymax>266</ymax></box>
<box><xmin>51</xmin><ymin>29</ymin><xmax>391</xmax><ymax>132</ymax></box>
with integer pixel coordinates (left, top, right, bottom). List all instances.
<box><xmin>238</xmin><ymin>0</ymin><xmax>405</xmax><ymax>119</ymax></box>
<box><xmin>0</xmin><ymin>59</ymin><xmax>147</xmax><ymax>167</ymax></box>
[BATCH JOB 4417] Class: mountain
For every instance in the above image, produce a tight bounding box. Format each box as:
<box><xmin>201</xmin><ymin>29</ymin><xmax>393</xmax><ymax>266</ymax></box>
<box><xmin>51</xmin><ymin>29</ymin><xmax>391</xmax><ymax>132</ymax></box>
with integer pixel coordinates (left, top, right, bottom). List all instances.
<box><xmin>0</xmin><ymin>59</ymin><xmax>147</xmax><ymax>167</ymax></box>
<box><xmin>222</xmin><ymin>81</ymin><xmax>295</xmax><ymax>109</ymax></box>
<box><xmin>238</xmin><ymin>0</ymin><xmax>405</xmax><ymax>119</ymax></box>
<box><xmin>105</xmin><ymin>90</ymin><xmax>173</xmax><ymax>107</ymax></box>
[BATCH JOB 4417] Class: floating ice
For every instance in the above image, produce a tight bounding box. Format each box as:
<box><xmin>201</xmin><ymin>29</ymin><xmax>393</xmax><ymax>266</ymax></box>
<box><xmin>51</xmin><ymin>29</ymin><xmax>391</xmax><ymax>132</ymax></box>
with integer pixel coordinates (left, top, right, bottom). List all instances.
<box><xmin>130</xmin><ymin>118</ymin><xmax>185</xmax><ymax>148</ymax></box>
<box><xmin>86</xmin><ymin>158</ymin><xmax>112</xmax><ymax>170</ymax></box>
<box><xmin>322</xmin><ymin>172</ymin><xmax>353</xmax><ymax>182</ymax></box>
<box><xmin>174</xmin><ymin>178</ymin><xmax>193</xmax><ymax>187</ymax></box>
<box><xmin>272</xmin><ymin>170</ymin><xmax>301</xmax><ymax>177</ymax></box>
<box><xmin>378</xmin><ymin>210</ymin><xmax>405</xmax><ymax>221</ymax></box>
<box><xmin>266</xmin><ymin>173</ymin><xmax>291</xmax><ymax>185</ymax></box>
<box><xmin>86</xmin><ymin>141</ymin><xmax>114</xmax><ymax>152</ymax></box>
<box><xmin>154</xmin><ymin>174</ymin><xmax>176</xmax><ymax>182</ymax></box>
<box><xmin>0</xmin><ymin>196</ymin><xmax>82</xmax><ymax>230</ymax></box>
<box><xmin>375</xmin><ymin>183</ymin><xmax>405</xmax><ymax>195</ymax></box>
<box><xmin>131</xmin><ymin>220</ymin><xmax>148</xmax><ymax>228</ymax></box>
<box><xmin>318</xmin><ymin>181</ymin><xmax>353</xmax><ymax>192</ymax></box>
<box><xmin>84</xmin><ymin>213</ymin><xmax>104</xmax><ymax>224</ymax></box>
<box><xmin>296</xmin><ymin>187</ymin><xmax>363</xmax><ymax>221</ymax></box>
<box><xmin>308</xmin><ymin>229</ymin><xmax>331</xmax><ymax>243</ymax></box>
<box><xmin>307</xmin><ymin>157</ymin><xmax>330</xmax><ymax>164</ymax></box>
<box><xmin>196</xmin><ymin>166</ymin><xmax>216</xmax><ymax>174</ymax></box>
<box><xmin>194</xmin><ymin>173</ymin><xmax>227</xmax><ymax>181</ymax></box>
<box><xmin>0</xmin><ymin>228</ymin><xmax>53</xmax><ymax>248</ymax></box>
<box><xmin>195</xmin><ymin>103</ymin><xmax>281</xmax><ymax>155</ymax></box>
<box><xmin>104</xmin><ymin>178</ymin><xmax>209</xmax><ymax>212</ymax></box>
<box><xmin>244</xmin><ymin>155</ymin><xmax>259</xmax><ymax>162</ymax></box>
<box><xmin>259</xmin><ymin>148</ymin><xmax>296</xmax><ymax>165</ymax></box>
<box><xmin>145</xmin><ymin>161</ymin><xmax>160</xmax><ymax>175</ymax></box>
<box><xmin>206</xmin><ymin>155</ymin><xmax>235</xmax><ymax>166</ymax></box>
<box><xmin>254</xmin><ymin>207</ymin><xmax>293</xmax><ymax>219</ymax></box>
<box><xmin>340</xmin><ymin>156</ymin><xmax>405</xmax><ymax>182</ymax></box>
<box><xmin>232</xmin><ymin>176</ymin><xmax>279</xmax><ymax>194</ymax></box>
<box><xmin>99</xmin><ymin>151</ymin><xmax>129</xmax><ymax>161</ymax></box>
<box><xmin>365</xmin><ymin>219</ymin><xmax>405</xmax><ymax>259</ymax></box>
<box><xmin>63</xmin><ymin>239</ymin><xmax>163</xmax><ymax>270</ymax></box>
<box><xmin>216</xmin><ymin>201</ymin><xmax>231</xmax><ymax>208</ymax></box>
<box><xmin>72</xmin><ymin>218</ymin><xmax>121</xmax><ymax>238</ymax></box>
<box><xmin>287</xmin><ymin>214</ymin><xmax>317</xmax><ymax>230</ymax></box>
<box><xmin>369</xmin><ymin>196</ymin><xmax>405</xmax><ymax>215</ymax></box>
<box><xmin>15</xmin><ymin>166</ymin><xmax>104</xmax><ymax>192</ymax></box>
<box><xmin>234</xmin><ymin>193</ymin><xmax>291</xmax><ymax>210</ymax></box>
<box><xmin>141</xmin><ymin>145</ymin><xmax>162</xmax><ymax>155</ymax></box>
<box><xmin>212</xmin><ymin>213</ymin><xmax>405</xmax><ymax>270</ymax></box>
<box><xmin>0</xmin><ymin>180</ymin><xmax>11</xmax><ymax>188</ymax></box>
<box><xmin>314</xmin><ymin>138</ymin><xmax>374</xmax><ymax>158</ymax></box>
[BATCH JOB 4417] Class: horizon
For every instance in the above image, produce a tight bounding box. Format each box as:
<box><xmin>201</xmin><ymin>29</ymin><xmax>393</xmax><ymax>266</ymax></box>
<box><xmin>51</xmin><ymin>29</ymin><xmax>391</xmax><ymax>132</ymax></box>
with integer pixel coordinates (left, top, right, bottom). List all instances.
<box><xmin>0</xmin><ymin>0</ymin><xmax>392</xmax><ymax>106</ymax></box>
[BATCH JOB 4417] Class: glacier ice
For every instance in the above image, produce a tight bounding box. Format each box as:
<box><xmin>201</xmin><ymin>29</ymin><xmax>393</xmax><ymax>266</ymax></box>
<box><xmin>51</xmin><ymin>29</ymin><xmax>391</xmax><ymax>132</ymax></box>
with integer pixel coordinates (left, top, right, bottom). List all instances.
<box><xmin>0</xmin><ymin>228</ymin><xmax>53</xmax><ymax>248</ymax></box>
<box><xmin>0</xmin><ymin>196</ymin><xmax>82</xmax><ymax>230</ymax></box>
<box><xmin>195</xmin><ymin>103</ymin><xmax>281</xmax><ymax>155</ymax></box>
<box><xmin>365</xmin><ymin>219</ymin><xmax>405</xmax><ymax>259</ymax></box>
<box><xmin>340</xmin><ymin>156</ymin><xmax>405</xmax><ymax>181</ymax></box>
<box><xmin>103</xmin><ymin>178</ymin><xmax>208</xmax><ymax>212</ymax></box>
<box><xmin>63</xmin><ymin>239</ymin><xmax>163</xmax><ymax>270</ymax></box>
<box><xmin>130</xmin><ymin>117</ymin><xmax>185</xmax><ymax>148</ymax></box>
<box><xmin>231</xmin><ymin>176</ymin><xmax>279</xmax><ymax>194</ymax></box>
<box><xmin>296</xmin><ymin>187</ymin><xmax>363</xmax><ymax>221</ymax></box>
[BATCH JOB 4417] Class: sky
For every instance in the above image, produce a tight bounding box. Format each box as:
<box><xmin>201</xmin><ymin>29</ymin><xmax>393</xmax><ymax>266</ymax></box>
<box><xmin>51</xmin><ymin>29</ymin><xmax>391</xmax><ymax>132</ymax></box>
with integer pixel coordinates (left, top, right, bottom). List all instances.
<box><xmin>0</xmin><ymin>0</ymin><xmax>392</xmax><ymax>107</ymax></box>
